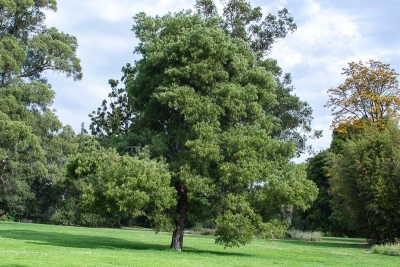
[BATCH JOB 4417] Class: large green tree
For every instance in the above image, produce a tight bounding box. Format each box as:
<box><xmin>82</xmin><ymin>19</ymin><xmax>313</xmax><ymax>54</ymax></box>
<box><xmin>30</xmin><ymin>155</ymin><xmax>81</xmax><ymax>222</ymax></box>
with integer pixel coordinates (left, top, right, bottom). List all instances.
<box><xmin>330</xmin><ymin>121</ymin><xmax>400</xmax><ymax>244</ymax></box>
<box><xmin>0</xmin><ymin>0</ymin><xmax>82</xmax><ymax>220</ymax></box>
<box><xmin>317</xmin><ymin>60</ymin><xmax>400</xmax><ymax>240</ymax></box>
<box><xmin>122</xmin><ymin>10</ymin><xmax>317</xmax><ymax>250</ymax></box>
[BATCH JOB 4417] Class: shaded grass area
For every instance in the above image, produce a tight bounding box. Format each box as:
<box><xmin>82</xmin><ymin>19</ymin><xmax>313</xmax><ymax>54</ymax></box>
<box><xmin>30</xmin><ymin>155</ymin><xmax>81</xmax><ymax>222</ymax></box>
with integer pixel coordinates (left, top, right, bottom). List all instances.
<box><xmin>1</xmin><ymin>222</ymin><xmax>400</xmax><ymax>267</ymax></box>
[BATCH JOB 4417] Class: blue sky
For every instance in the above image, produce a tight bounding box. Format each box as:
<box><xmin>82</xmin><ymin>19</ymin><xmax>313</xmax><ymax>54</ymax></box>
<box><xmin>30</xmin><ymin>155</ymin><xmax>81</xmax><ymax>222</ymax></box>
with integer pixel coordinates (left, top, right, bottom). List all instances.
<box><xmin>44</xmin><ymin>0</ymin><xmax>400</xmax><ymax>161</ymax></box>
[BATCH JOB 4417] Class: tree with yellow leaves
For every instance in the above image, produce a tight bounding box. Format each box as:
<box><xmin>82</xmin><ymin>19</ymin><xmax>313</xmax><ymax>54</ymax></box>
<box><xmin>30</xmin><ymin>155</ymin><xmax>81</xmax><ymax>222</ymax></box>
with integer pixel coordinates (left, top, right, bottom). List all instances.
<box><xmin>325</xmin><ymin>60</ymin><xmax>400</xmax><ymax>131</ymax></box>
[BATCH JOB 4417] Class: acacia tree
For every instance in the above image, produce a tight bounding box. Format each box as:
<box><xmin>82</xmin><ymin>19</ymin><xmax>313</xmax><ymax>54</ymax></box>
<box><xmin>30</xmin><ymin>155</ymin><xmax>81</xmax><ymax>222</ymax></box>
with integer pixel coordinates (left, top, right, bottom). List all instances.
<box><xmin>325</xmin><ymin>60</ymin><xmax>400</xmax><ymax>131</ymax></box>
<box><xmin>124</xmin><ymin>11</ymin><xmax>317</xmax><ymax>251</ymax></box>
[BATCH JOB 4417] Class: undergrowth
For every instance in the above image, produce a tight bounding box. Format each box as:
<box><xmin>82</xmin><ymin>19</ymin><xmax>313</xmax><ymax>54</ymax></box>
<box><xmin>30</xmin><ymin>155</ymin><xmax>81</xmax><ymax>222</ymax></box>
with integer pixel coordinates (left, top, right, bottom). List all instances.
<box><xmin>372</xmin><ymin>243</ymin><xmax>400</xmax><ymax>256</ymax></box>
<box><xmin>286</xmin><ymin>229</ymin><xmax>323</xmax><ymax>242</ymax></box>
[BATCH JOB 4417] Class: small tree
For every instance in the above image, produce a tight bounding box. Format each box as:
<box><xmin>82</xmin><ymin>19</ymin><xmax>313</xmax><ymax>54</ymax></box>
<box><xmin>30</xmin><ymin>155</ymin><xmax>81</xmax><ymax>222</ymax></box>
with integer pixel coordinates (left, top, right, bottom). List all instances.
<box><xmin>65</xmin><ymin>144</ymin><xmax>176</xmax><ymax>229</ymax></box>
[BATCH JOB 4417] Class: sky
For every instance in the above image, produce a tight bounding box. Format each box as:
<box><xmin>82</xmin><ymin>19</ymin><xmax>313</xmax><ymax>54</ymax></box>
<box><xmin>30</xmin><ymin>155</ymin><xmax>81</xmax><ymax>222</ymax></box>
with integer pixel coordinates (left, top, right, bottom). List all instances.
<box><xmin>44</xmin><ymin>0</ymin><xmax>400</xmax><ymax>162</ymax></box>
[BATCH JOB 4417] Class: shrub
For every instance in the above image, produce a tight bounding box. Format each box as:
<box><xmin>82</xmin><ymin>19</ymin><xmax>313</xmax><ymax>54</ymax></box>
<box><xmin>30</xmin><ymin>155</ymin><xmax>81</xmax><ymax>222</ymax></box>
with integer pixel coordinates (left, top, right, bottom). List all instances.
<box><xmin>186</xmin><ymin>223</ymin><xmax>215</xmax><ymax>236</ymax></box>
<box><xmin>372</xmin><ymin>243</ymin><xmax>400</xmax><ymax>256</ymax></box>
<box><xmin>286</xmin><ymin>229</ymin><xmax>323</xmax><ymax>241</ymax></box>
<box><xmin>0</xmin><ymin>214</ymin><xmax>15</xmax><ymax>222</ymax></box>
<box><xmin>258</xmin><ymin>219</ymin><xmax>289</xmax><ymax>239</ymax></box>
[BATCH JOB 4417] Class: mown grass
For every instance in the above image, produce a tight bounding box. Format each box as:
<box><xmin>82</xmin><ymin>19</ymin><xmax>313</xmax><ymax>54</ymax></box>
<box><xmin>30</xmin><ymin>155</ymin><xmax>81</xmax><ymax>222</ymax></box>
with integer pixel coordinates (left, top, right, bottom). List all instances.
<box><xmin>1</xmin><ymin>222</ymin><xmax>400</xmax><ymax>267</ymax></box>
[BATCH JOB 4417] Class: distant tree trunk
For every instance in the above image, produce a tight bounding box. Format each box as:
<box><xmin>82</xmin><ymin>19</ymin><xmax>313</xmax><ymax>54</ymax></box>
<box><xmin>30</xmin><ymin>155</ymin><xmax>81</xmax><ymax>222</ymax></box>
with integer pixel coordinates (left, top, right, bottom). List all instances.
<box><xmin>283</xmin><ymin>205</ymin><xmax>294</xmax><ymax>225</ymax></box>
<box><xmin>170</xmin><ymin>182</ymin><xmax>187</xmax><ymax>251</ymax></box>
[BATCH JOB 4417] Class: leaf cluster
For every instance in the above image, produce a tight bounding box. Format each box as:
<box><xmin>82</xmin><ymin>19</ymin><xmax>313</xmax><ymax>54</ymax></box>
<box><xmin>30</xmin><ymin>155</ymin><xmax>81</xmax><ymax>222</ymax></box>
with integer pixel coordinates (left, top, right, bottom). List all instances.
<box><xmin>0</xmin><ymin>0</ymin><xmax>82</xmax><ymax>86</ymax></box>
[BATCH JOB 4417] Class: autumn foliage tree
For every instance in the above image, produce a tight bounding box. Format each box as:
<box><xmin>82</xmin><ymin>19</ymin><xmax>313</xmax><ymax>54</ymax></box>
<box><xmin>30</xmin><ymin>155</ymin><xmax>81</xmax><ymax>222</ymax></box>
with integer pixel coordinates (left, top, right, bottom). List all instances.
<box><xmin>325</xmin><ymin>60</ymin><xmax>400</xmax><ymax>132</ymax></box>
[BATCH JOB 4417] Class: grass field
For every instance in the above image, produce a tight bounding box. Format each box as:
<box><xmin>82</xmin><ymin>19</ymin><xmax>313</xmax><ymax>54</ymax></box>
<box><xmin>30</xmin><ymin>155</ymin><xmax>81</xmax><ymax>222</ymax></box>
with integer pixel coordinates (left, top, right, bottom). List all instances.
<box><xmin>1</xmin><ymin>222</ymin><xmax>399</xmax><ymax>267</ymax></box>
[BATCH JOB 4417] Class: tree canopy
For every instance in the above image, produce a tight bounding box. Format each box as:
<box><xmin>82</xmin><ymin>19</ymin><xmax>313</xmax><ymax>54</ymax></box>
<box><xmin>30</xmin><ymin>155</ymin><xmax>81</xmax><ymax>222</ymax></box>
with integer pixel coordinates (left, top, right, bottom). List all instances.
<box><xmin>0</xmin><ymin>0</ymin><xmax>82</xmax><ymax>86</ymax></box>
<box><xmin>325</xmin><ymin>60</ymin><xmax>400</xmax><ymax>132</ymax></box>
<box><xmin>90</xmin><ymin>0</ymin><xmax>315</xmax><ymax>156</ymax></box>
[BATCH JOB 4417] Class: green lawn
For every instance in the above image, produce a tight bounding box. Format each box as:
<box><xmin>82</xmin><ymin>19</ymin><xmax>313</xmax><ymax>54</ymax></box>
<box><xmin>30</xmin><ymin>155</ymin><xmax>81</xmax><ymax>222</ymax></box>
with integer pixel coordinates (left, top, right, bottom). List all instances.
<box><xmin>0</xmin><ymin>222</ymin><xmax>399</xmax><ymax>267</ymax></box>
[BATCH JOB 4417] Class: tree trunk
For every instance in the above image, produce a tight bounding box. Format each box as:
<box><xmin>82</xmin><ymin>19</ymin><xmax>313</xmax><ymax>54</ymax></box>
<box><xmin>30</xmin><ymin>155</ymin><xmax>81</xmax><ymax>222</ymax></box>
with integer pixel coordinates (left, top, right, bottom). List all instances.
<box><xmin>170</xmin><ymin>220</ymin><xmax>185</xmax><ymax>251</ymax></box>
<box><xmin>283</xmin><ymin>205</ymin><xmax>294</xmax><ymax>225</ymax></box>
<box><xmin>170</xmin><ymin>182</ymin><xmax>187</xmax><ymax>251</ymax></box>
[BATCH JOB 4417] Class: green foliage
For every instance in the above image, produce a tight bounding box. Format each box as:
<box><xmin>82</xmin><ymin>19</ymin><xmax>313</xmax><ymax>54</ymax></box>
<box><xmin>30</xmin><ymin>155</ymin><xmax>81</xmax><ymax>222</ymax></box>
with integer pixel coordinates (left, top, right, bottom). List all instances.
<box><xmin>91</xmin><ymin>1</ymin><xmax>314</xmax><ymax>159</ymax></box>
<box><xmin>215</xmin><ymin>195</ymin><xmax>260</xmax><ymax>248</ymax></box>
<box><xmin>258</xmin><ymin>218</ymin><xmax>289</xmax><ymax>239</ymax></box>
<box><xmin>302</xmin><ymin>150</ymin><xmax>332</xmax><ymax>232</ymax></box>
<box><xmin>330</xmin><ymin>120</ymin><xmax>400</xmax><ymax>243</ymax></box>
<box><xmin>0</xmin><ymin>0</ymin><xmax>82</xmax><ymax>86</ymax></box>
<box><xmin>195</xmin><ymin>0</ymin><xmax>297</xmax><ymax>59</ymax></box>
<box><xmin>89</xmin><ymin>64</ymin><xmax>135</xmax><ymax>140</ymax></box>
<box><xmin>301</xmin><ymin>150</ymin><xmax>352</xmax><ymax>236</ymax></box>
<box><xmin>65</xmin><ymin>145</ymin><xmax>176</xmax><ymax>230</ymax></box>
<box><xmin>264</xmin><ymin>163</ymin><xmax>318</xmax><ymax>211</ymax></box>
<box><xmin>0</xmin><ymin>112</ymin><xmax>46</xmax><ymax>218</ymax></box>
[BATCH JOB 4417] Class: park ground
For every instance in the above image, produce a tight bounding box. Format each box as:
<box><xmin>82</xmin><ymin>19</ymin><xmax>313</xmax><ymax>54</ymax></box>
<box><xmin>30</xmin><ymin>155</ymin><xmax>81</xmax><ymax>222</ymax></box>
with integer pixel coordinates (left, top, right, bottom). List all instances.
<box><xmin>1</xmin><ymin>222</ymin><xmax>399</xmax><ymax>267</ymax></box>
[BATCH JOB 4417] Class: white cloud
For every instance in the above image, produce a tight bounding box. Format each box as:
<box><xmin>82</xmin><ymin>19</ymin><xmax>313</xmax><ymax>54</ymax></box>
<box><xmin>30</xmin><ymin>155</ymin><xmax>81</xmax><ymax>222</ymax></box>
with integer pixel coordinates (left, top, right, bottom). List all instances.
<box><xmin>267</xmin><ymin>0</ymin><xmax>369</xmax><ymax>156</ymax></box>
<box><xmin>80</xmin><ymin>0</ymin><xmax>195</xmax><ymax>22</ymax></box>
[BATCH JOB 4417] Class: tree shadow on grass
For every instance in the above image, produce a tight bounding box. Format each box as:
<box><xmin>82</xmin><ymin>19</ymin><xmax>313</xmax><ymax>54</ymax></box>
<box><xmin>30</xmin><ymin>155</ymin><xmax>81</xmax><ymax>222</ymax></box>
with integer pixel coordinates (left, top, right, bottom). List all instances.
<box><xmin>0</xmin><ymin>230</ymin><xmax>249</xmax><ymax>257</ymax></box>
<box><xmin>280</xmin><ymin>238</ymin><xmax>369</xmax><ymax>249</ymax></box>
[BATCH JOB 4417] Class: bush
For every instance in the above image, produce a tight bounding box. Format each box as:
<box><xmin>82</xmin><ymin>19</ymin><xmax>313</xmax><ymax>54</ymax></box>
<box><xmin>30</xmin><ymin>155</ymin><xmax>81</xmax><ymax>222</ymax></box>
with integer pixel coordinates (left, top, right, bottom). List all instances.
<box><xmin>51</xmin><ymin>198</ymin><xmax>121</xmax><ymax>228</ymax></box>
<box><xmin>258</xmin><ymin>219</ymin><xmax>289</xmax><ymax>239</ymax></box>
<box><xmin>0</xmin><ymin>214</ymin><xmax>15</xmax><ymax>222</ymax></box>
<box><xmin>372</xmin><ymin>243</ymin><xmax>400</xmax><ymax>256</ymax></box>
<box><xmin>286</xmin><ymin>229</ymin><xmax>323</xmax><ymax>241</ymax></box>
<box><xmin>186</xmin><ymin>223</ymin><xmax>215</xmax><ymax>236</ymax></box>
